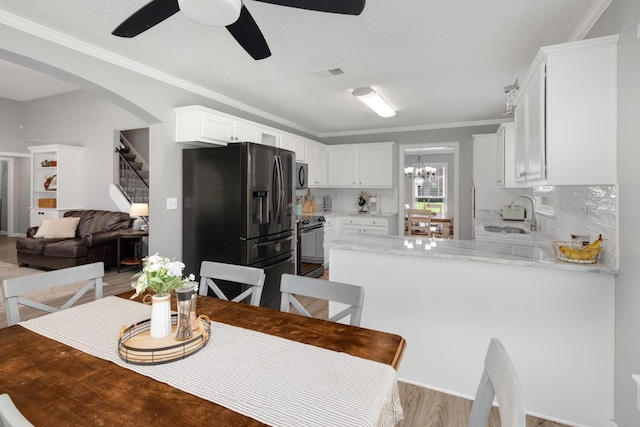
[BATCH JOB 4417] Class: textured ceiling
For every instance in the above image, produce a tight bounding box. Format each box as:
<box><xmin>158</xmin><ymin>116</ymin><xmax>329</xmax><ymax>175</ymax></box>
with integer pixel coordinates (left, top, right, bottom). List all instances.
<box><xmin>0</xmin><ymin>0</ymin><xmax>605</xmax><ymax>136</ymax></box>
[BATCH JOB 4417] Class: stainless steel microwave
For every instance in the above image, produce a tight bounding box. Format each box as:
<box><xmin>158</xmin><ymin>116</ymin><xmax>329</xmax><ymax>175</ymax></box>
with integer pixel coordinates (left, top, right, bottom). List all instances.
<box><xmin>295</xmin><ymin>162</ymin><xmax>308</xmax><ymax>189</ymax></box>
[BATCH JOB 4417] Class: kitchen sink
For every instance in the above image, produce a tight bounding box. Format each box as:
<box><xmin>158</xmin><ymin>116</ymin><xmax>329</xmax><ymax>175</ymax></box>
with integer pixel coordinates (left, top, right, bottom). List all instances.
<box><xmin>484</xmin><ymin>225</ymin><xmax>529</xmax><ymax>234</ymax></box>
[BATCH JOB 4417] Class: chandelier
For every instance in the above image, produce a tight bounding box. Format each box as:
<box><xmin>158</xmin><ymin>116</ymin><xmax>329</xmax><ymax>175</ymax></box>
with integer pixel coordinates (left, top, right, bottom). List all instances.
<box><xmin>407</xmin><ymin>152</ymin><xmax>436</xmax><ymax>186</ymax></box>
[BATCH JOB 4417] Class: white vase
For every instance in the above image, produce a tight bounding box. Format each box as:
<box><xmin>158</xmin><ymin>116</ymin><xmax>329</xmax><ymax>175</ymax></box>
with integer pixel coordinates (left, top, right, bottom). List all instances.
<box><xmin>150</xmin><ymin>294</ymin><xmax>172</xmax><ymax>339</ymax></box>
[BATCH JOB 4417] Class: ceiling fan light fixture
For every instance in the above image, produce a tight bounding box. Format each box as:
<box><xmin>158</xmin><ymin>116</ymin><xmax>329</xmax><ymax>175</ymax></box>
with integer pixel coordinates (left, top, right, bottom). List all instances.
<box><xmin>178</xmin><ymin>0</ymin><xmax>242</xmax><ymax>26</ymax></box>
<box><xmin>351</xmin><ymin>87</ymin><xmax>396</xmax><ymax>118</ymax></box>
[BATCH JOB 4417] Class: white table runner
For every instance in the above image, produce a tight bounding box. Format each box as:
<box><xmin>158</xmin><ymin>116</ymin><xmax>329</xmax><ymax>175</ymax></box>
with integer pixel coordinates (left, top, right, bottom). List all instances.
<box><xmin>20</xmin><ymin>297</ymin><xmax>403</xmax><ymax>427</ymax></box>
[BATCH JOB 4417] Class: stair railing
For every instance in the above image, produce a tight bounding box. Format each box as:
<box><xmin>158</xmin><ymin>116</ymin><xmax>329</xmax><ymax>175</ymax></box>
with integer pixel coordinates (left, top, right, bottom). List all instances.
<box><xmin>116</xmin><ymin>147</ymin><xmax>149</xmax><ymax>204</ymax></box>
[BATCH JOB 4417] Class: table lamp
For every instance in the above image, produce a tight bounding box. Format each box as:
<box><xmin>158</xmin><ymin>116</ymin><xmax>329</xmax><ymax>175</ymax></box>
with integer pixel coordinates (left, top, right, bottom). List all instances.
<box><xmin>130</xmin><ymin>203</ymin><xmax>148</xmax><ymax>231</ymax></box>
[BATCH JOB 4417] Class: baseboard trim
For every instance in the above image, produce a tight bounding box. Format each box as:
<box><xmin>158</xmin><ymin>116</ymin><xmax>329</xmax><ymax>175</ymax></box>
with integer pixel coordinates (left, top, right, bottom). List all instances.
<box><xmin>397</xmin><ymin>377</ymin><xmax>609</xmax><ymax>427</ymax></box>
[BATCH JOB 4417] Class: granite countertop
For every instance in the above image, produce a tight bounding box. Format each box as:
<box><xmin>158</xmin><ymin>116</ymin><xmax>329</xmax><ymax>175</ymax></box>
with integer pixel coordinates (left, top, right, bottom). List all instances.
<box><xmin>325</xmin><ymin>233</ymin><xmax>617</xmax><ymax>275</ymax></box>
<box><xmin>321</xmin><ymin>211</ymin><xmax>398</xmax><ymax>219</ymax></box>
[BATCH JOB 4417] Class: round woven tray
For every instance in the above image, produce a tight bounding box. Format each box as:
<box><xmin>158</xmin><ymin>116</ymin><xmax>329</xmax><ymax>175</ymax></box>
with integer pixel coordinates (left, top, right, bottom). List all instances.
<box><xmin>118</xmin><ymin>314</ymin><xmax>211</xmax><ymax>365</ymax></box>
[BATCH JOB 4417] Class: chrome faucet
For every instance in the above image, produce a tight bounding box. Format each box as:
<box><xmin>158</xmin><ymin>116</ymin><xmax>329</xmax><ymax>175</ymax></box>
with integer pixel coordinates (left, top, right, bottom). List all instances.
<box><xmin>509</xmin><ymin>195</ymin><xmax>537</xmax><ymax>231</ymax></box>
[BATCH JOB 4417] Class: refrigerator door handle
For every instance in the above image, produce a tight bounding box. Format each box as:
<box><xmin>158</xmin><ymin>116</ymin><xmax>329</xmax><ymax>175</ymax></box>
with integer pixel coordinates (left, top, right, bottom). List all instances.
<box><xmin>253</xmin><ymin>235</ymin><xmax>294</xmax><ymax>248</ymax></box>
<box><xmin>274</xmin><ymin>155</ymin><xmax>284</xmax><ymax>223</ymax></box>
<box><xmin>272</xmin><ymin>155</ymin><xmax>281</xmax><ymax>222</ymax></box>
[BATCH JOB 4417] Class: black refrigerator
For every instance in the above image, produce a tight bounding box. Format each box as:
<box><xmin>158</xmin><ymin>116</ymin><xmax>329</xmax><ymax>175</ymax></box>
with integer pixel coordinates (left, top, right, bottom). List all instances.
<box><xmin>183</xmin><ymin>142</ymin><xmax>295</xmax><ymax>310</ymax></box>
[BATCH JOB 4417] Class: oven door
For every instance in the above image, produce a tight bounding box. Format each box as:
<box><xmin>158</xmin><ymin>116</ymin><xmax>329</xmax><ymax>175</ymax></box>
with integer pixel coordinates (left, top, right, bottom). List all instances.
<box><xmin>298</xmin><ymin>224</ymin><xmax>324</xmax><ymax>277</ymax></box>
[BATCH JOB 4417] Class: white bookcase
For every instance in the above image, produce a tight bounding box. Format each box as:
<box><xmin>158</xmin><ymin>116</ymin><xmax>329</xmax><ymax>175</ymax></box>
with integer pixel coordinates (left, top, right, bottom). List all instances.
<box><xmin>28</xmin><ymin>144</ymin><xmax>84</xmax><ymax>227</ymax></box>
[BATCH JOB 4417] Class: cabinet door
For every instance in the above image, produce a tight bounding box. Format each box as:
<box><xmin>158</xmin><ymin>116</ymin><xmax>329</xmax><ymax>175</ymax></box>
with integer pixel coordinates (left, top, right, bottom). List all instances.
<box><xmin>340</xmin><ymin>225</ymin><xmax>361</xmax><ymax>236</ymax></box>
<box><xmin>293</xmin><ymin>138</ymin><xmax>306</xmax><ymax>162</ymax></box>
<box><xmin>323</xmin><ymin>224</ymin><xmax>335</xmax><ymax>267</ymax></box>
<box><xmin>496</xmin><ymin>125</ymin><xmax>505</xmax><ymax>186</ymax></box>
<box><xmin>514</xmin><ymin>99</ymin><xmax>527</xmax><ymax>182</ymax></box>
<box><xmin>359</xmin><ymin>144</ymin><xmax>392</xmax><ymax>187</ymax></box>
<box><xmin>328</xmin><ymin>147</ymin><xmax>358</xmax><ymax>187</ymax></box>
<box><xmin>306</xmin><ymin>141</ymin><xmax>327</xmax><ymax>187</ymax></box>
<box><xmin>233</xmin><ymin>122</ymin><xmax>260</xmax><ymax>143</ymax></box>
<box><xmin>279</xmin><ymin>134</ymin><xmax>294</xmax><ymax>152</ymax></box>
<box><xmin>200</xmin><ymin>113</ymin><xmax>234</xmax><ymax>143</ymax></box>
<box><xmin>525</xmin><ymin>65</ymin><xmax>546</xmax><ymax>182</ymax></box>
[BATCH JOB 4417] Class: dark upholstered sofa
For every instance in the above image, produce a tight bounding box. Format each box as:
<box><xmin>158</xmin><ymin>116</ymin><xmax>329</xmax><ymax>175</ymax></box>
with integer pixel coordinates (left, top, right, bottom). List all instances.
<box><xmin>17</xmin><ymin>210</ymin><xmax>133</xmax><ymax>270</ymax></box>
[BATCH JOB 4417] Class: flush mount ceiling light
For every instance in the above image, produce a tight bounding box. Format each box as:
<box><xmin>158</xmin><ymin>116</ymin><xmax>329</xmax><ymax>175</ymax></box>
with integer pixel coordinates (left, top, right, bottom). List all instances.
<box><xmin>503</xmin><ymin>78</ymin><xmax>519</xmax><ymax>117</ymax></box>
<box><xmin>351</xmin><ymin>87</ymin><xmax>396</xmax><ymax>118</ymax></box>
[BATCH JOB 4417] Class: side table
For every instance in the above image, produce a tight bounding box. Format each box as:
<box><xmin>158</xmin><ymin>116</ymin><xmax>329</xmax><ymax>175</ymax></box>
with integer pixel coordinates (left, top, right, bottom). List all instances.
<box><xmin>117</xmin><ymin>230</ymin><xmax>149</xmax><ymax>273</ymax></box>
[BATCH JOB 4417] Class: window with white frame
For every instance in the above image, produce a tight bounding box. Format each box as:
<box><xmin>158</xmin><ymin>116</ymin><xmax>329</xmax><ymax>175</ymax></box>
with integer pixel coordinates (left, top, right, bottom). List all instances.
<box><xmin>414</xmin><ymin>164</ymin><xmax>446</xmax><ymax>213</ymax></box>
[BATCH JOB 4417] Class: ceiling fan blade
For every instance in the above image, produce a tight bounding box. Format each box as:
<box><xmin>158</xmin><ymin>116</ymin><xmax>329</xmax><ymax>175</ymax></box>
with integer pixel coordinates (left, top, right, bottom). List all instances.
<box><xmin>226</xmin><ymin>5</ymin><xmax>271</xmax><ymax>60</ymax></box>
<box><xmin>253</xmin><ymin>0</ymin><xmax>365</xmax><ymax>15</ymax></box>
<box><xmin>112</xmin><ymin>0</ymin><xmax>180</xmax><ymax>38</ymax></box>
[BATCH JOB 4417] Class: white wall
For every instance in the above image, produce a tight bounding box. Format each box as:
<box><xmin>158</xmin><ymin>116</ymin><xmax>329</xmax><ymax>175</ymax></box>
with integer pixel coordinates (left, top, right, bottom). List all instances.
<box><xmin>0</xmin><ymin>97</ymin><xmax>25</xmax><ymax>152</ymax></box>
<box><xmin>21</xmin><ymin>90</ymin><xmax>148</xmax><ymax>212</ymax></box>
<box><xmin>587</xmin><ymin>1</ymin><xmax>640</xmax><ymax>425</ymax></box>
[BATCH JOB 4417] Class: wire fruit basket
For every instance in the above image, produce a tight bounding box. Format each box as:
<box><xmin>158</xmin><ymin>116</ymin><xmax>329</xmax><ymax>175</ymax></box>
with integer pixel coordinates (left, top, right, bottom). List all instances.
<box><xmin>551</xmin><ymin>241</ymin><xmax>601</xmax><ymax>264</ymax></box>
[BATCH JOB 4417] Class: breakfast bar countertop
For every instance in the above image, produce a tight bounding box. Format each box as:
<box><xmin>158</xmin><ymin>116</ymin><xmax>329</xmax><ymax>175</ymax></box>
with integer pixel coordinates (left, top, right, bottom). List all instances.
<box><xmin>325</xmin><ymin>233</ymin><xmax>617</xmax><ymax>275</ymax></box>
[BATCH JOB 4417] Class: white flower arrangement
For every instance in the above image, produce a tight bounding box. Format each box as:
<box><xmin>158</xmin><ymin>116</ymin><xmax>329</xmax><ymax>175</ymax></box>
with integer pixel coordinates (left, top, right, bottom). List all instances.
<box><xmin>131</xmin><ymin>253</ymin><xmax>196</xmax><ymax>298</ymax></box>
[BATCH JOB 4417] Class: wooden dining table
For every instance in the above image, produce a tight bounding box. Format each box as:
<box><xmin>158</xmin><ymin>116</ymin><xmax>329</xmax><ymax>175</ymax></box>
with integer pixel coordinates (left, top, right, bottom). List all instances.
<box><xmin>0</xmin><ymin>291</ymin><xmax>406</xmax><ymax>426</ymax></box>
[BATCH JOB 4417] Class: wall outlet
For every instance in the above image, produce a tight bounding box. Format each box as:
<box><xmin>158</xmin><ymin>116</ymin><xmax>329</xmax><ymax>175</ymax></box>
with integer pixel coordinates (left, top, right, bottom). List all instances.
<box><xmin>166</xmin><ymin>198</ymin><xmax>178</xmax><ymax>210</ymax></box>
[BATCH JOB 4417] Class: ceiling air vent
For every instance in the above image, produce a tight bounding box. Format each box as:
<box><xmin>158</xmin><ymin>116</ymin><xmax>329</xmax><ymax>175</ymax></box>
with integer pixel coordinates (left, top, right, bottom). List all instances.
<box><xmin>312</xmin><ymin>67</ymin><xmax>345</xmax><ymax>79</ymax></box>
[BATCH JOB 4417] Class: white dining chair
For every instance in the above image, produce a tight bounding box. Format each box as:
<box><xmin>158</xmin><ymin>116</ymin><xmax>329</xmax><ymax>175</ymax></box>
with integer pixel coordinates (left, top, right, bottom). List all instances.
<box><xmin>467</xmin><ymin>338</ymin><xmax>526</xmax><ymax>427</ymax></box>
<box><xmin>0</xmin><ymin>394</ymin><xmax>34</xmax><ymax>427</ymax></box>
<box><xmin>2</xmin><ymin>262</ymin><xmax>105</xmax><ymax>327</ymax></box>
<box><xmin>198</xmin><ymin>261</ymin><xmax>266</xmax><ymax>306</ymax></box>
<box><xmin>280</xmin><ymin>273</ymin><xmax>364</xmax><ymax>326</ymax></box>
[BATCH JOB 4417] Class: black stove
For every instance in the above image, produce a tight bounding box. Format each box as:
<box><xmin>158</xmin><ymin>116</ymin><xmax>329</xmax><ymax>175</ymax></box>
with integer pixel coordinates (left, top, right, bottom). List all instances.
<box><xmin>296</xmin><ymin>215</ymin><xmax>326</xmax><ymax>278</ymax></box>
<box><xmin>296</xmin><ymin>215</ymin><xmax>326</xmax><ymax>230</ymax></box>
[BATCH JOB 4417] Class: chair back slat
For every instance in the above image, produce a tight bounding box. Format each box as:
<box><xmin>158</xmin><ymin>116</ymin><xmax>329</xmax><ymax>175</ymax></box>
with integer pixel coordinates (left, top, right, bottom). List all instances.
<box><xmin>198</xmin><ymin>261</ymin><xmax>266</xmax><ymax>306</ymax></box>
<box><xmin>0</xmin><ymin>394</ymin><xmax>34</xmax><ymax>427</ymax></box>
<box><xmin>280</xmin><ymin>274</ymin><xmax>364</xmax><ymax>326</ymax></box>
<box><xmin>2</xmin><ymin>262</ymin><xmax>105</xmax><ymax>327</ymax></box>
<box><xmin>467</xmin><ymin>338</ymin><xmax>526</xmax><ymax>427</ymax></box>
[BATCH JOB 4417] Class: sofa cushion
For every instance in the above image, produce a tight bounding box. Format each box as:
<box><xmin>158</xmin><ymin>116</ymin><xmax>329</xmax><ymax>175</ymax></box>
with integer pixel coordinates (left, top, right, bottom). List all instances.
<box><xmin>43</xmin><ymin>217</ymin><xmax>81</xmax><ymax>238</ymax></box>
<box><xmin>16</xmin><ymin>237</ymin><xmax>67</xmax><ymax>254</ymax></box>
<box><xmin>42</xmin><ymin>239</ymin><xmax>89</xmax><ymax>258</ymax></box>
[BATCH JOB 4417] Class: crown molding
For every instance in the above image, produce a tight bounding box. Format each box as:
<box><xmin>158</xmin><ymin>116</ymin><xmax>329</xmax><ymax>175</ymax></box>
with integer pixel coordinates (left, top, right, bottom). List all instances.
<box><xmin>318</xmin><ymin>118</ymin><xmax>508</xmax><ymax>138</ymax></box>
<box><xmin>0</xmin><ymin>11</ymin><xmax>316</xmax><ymax>136</ymax></box>
<box><xmin>568</xmin><ymin>0</ymin><xmax>613</xmax><ymax>42</ymax></box>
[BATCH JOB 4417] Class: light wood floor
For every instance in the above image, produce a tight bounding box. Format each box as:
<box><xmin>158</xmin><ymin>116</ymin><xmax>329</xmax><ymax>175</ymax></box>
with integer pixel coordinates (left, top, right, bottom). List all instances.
<box><xmin>0</xmin><ymin>235</ymin><xmax>567</xmax><ymax>427</ymax></box>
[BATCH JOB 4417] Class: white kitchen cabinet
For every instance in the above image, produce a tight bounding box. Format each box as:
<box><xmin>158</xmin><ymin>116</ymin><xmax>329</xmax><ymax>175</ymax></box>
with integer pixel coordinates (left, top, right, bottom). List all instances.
<box><xmin>359</xmin><ymin>144</ymin><xmax>394</xmax><ymax>187</ymax></box>
<box><xmin>513</xmin><ymin>35</ymin><xmax>618</xmax><ymax>185</ymax></box>
<box><xmin>514</xmin><ymin>62</ymin><xmax>545</xmax><ymax>183</ymax></box>
<box><xmin>278</xmin><ymin>134</ymin><xmax>294</xmax><ymax>152</ymax></box>
<box><xmin>174</xmin><ymin>105</ymin><xmax>272</xmax><ymax>145</ymax></box>
<box><xmin>496</xmin><ymin>122</ymin><xmax>517</xmax><ymax>188</ymax></box>
<box><xmin>323</xmin><ymin>217</ymin><xmax>336</xmax><ymax>267</ymax></box>
<box><xmin>473</xmin><ymin>134</ymin><xmax>514</xmax><ymax>211</ymax></box>
<box><xmin>327</xmin><ymin>142</ymin><xmax>396</xmax><ymax>188</ymax></box>
<box><xmin>28</xmin><ymin>144</ymin><xmax>83</xmax><ymax>227</ymax></box>
<box><xmin>292</xmin><ymin>137</ymin><xmax>306</xmax><ymax>162</ymax></box>
<box><xmin>305</xmin><ymin>140</ymin><xmax>327</xmax><ymax>187</ymax></box>
<box><xmin>327</xmin><ymin>145</ymin><xmax>358</xmax><ymax>187</ymax></box>
<box><xmin>339</xmin><ymin>216</ymin><xmax>389</xmax><ymax>236</ymax></box>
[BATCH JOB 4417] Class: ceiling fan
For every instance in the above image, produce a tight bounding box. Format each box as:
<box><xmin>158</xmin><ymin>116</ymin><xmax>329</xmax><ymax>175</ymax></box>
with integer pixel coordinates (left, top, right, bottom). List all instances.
<box><xmin>112</xmin><ymin>0</ymin><xmax>366</xmax><ymax>60</ymax></box>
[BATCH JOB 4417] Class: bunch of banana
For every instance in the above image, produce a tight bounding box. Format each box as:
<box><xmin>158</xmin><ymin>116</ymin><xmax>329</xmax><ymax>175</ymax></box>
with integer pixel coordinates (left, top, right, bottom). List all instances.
<box><xmin>559</xmin><ymin>234</ymin><xmax>603</xmax><ymax>261</ymax></box>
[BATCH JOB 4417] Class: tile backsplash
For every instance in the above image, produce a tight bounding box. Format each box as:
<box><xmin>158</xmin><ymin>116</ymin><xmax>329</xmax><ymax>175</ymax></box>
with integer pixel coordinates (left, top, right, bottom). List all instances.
<box><xmin>537</xmin><ymin>185</ymin><xmax>617</xmax><ymax>268</ymax></box>
<box><xmin>298</xmin><ymin>188</ymin><xmax>399</xmax><ymax>214</ymax></box>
